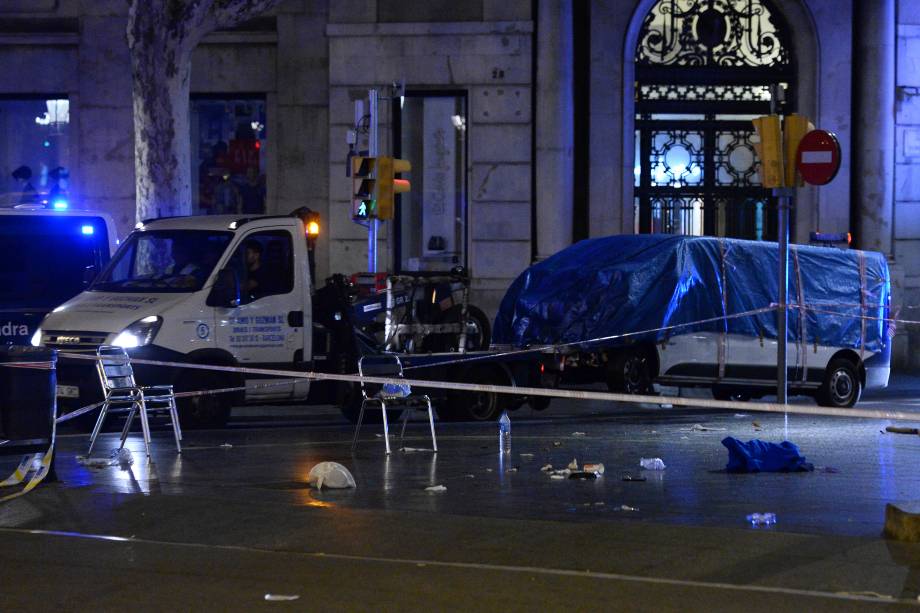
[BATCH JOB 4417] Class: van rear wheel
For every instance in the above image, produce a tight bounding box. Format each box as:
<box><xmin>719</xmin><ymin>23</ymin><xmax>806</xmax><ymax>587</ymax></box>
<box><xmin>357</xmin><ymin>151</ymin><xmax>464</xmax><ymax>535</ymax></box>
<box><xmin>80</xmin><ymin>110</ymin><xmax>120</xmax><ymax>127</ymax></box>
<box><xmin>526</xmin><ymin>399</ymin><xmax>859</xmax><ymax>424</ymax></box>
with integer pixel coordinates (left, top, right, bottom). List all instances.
<box><xmin>441</xmin><ymin>365</ymin><xmax>505</xmax><ymax>421</ymax></box>
<box><xmin>816</xmin><ymin>358</ymin><xmax>861</xmax><ymax>408</ymax></box>
<box><xmin>606</xmin><ymin>348</ymin><xmax>653</xmax><ymax>395</ymax></box>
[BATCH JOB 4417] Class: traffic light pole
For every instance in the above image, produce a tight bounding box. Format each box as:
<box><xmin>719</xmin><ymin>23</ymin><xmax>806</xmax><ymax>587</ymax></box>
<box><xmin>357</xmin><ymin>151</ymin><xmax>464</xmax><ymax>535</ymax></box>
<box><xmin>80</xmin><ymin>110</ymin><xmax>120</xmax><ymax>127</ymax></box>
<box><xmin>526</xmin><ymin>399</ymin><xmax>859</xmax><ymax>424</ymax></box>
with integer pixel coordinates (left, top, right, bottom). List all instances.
<box><xmin>367</xmin><ymin>89</ymin><xmax>379</xmax><ymax>273</ymax></box>
<box><xmin>774</xmin><ymin>187</ymin><xmax>794</xmax><ymax>405</ymax></box>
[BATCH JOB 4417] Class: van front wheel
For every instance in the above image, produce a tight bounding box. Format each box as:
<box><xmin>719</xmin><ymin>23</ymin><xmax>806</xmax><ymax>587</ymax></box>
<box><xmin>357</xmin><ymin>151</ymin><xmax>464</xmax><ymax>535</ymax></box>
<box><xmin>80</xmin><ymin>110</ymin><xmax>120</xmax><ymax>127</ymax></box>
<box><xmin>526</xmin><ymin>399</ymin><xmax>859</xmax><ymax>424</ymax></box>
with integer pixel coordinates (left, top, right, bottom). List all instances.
<box><xmin>176</xmin><ymin>370</ymin><xmax>234</xmax><ymax>429</ymax></box>
<box><xmin>816</xmin><ymin>358</ymin><xmax>861</xmax><ymax>408</ymax></box>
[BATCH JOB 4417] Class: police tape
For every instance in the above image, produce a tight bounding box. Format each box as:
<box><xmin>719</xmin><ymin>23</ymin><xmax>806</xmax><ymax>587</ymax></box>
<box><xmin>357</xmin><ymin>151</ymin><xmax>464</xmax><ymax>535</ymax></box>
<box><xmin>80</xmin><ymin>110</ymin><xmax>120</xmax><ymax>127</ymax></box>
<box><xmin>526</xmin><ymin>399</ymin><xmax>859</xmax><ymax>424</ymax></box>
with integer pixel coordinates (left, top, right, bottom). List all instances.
<box><xmin>53</xmin><ymin>377</ymin><xmax>300</xmax><ymax>424</ymax></box>
<box><xmin>52</xmin><ymin>350</ymin><xmax>920</xmax><ymax>423</ymax></box>
<box><xmin>0</xmin><ymin>361</ymin><xmax>56</xmax><ymax>370</ymax></box>
<box><xmin>790</xmin><ymin>303</ymin><xmax>920</xmax><ymax>326</ymax></box>
<box><xmin>3</xmin><ymin>301</ymin><xmax>918</xmax><ymax>435</ymax></box>
<box><xmin>1</xmin><ymin>302</ymin><xmax>908</xmax><ymax>504</ymax></box>
<box><xmin>0</xmin><ymin>423</ymin><xmax>55</xmax><ymax>503</ymax></box>
<box><xmin>402</xmin><ymin>306</ymin><xmax>780</xmax><ymax>371</ymax></box>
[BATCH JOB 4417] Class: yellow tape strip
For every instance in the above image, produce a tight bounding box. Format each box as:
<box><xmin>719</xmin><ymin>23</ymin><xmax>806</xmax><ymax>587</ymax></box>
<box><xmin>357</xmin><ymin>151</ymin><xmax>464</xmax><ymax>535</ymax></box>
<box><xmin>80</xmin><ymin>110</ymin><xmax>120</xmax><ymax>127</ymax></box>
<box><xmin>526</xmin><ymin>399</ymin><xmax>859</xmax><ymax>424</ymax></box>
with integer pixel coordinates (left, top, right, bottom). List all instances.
<box><xmin>0</xmin><ymin>454</ymin><xmax>36</xmax><ymax>487</ymax></box>
<box><xmin>0</xmin><ymin>447</ymin><xmax>54</xmax><ymax>502</ymax></box>
<box><xmin>0</xmin><ymin>421</ymin><xmax>56</xmax><ymax>503</ymax></box>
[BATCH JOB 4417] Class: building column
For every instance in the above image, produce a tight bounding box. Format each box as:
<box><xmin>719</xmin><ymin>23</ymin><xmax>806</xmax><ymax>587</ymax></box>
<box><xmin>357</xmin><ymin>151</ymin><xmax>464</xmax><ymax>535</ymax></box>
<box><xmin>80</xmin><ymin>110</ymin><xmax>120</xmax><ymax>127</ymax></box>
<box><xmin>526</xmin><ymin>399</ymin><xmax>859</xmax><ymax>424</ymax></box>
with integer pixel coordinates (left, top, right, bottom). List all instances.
<box><xmin>535</xmin><ymin>0</ymin><xmax>574</xmax><ymax>260</ymax></box>
<box><xmin>853</xmin><ymin>0</ymin><xmax>895</xmax><ymax>256</ymax></box>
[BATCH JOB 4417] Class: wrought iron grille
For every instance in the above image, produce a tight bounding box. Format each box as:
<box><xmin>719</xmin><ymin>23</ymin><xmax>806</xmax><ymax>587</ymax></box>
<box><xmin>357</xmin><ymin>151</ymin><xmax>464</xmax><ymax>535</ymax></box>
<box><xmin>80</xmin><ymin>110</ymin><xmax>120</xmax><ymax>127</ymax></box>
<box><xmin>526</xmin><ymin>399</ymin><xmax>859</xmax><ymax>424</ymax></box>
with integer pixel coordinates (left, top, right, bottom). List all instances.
<box><xmin>638</xmin><ymin>83</ymin><xmax>773</xmax><ymax>103</ymax></box>
<box><xmin>635</xmin><ymin>115</ymin><xmax>780</xmax><ymax>240</ymax></box>
<box><xmin>636</xmin><ymin>0</ymin><xmax>790</xmax><ymax>68</ymax></box>
<box><xmin>634</xmin><ymin>0</ymin><xmax>794</xmax><ymax>241</ymax></box>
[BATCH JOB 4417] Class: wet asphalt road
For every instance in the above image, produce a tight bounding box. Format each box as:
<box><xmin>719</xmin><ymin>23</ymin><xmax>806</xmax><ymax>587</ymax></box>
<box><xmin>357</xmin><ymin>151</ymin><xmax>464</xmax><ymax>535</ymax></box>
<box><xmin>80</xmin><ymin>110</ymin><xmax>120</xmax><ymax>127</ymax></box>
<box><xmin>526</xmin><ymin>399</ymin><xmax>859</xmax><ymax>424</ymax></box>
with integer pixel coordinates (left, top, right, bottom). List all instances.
<box><xmin>1</xmin><ymin>378</ymin><xmax>919</xmax><ymax>611</ymax></box>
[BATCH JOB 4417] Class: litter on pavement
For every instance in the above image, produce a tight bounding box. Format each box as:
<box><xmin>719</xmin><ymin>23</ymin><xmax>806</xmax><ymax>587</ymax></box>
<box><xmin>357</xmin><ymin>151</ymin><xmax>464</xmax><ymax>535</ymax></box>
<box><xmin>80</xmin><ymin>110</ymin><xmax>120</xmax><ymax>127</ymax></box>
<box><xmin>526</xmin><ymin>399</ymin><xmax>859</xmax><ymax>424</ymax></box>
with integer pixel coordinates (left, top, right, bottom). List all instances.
<box><xmin>264</xmin><ymin>594</ymin><xmax>301</xmax><ymax>602</ymax></box>
<box><xmin>682</xmin><ymin>424</ymin><xmax>727</xmax><ymax>432</ymax></box>
<box><xmin>75</xmin><ymin>448</ymin><xmax>134</xmax><ymax>469</ymax></box>
<box><xmin>425</xmin><ymin>484</ymin><xmax>447</xmax><ymax>492</ymax></box>
<box><xmin>622</xmin><ymin>475</ymin><xmax>647</xmax><ymax>482</ymax></box>
<box><xmin>885</xmin><ymin>425</ymin><xmax>919</xmax><ymax>435</ymax></box>
<box><xmin>307</xmin><ymin>462</ymin><xmax>356</xmax><ymax>489</ymax></box>
<box><xmin>722</xmin><ymin>437</ymin><xmax>814</xmax><ymax>473</ymax></box>
<box><xmin>75</xmin><ymin>456</ymin><xmax>112</xmax><ymax>469</ymax></box>
<box><xmin>640</xmin><ymin>457</ymin><xmax>666</xmax><ymax>470</ymax></box>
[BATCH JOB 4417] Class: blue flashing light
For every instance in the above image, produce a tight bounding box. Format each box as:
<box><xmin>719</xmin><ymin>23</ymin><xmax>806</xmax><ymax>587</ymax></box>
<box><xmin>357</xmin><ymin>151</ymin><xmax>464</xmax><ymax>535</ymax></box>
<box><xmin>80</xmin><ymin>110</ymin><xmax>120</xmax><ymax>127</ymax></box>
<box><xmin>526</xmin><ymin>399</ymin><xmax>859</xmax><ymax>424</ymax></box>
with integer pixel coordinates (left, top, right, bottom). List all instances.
<box><xmin>42</xmin><ymin>140</ymin><xmax>51</xmax><ymax>148</ymax></box>
<box><xmin>81</xmin><ymin>225</ymin><xmax>94</xmax><ymax>235</ymax></box>
<box><xmin>52</xmin><ymin>199</ymin><xmax>68</xmax><ymax>210</ymax></box>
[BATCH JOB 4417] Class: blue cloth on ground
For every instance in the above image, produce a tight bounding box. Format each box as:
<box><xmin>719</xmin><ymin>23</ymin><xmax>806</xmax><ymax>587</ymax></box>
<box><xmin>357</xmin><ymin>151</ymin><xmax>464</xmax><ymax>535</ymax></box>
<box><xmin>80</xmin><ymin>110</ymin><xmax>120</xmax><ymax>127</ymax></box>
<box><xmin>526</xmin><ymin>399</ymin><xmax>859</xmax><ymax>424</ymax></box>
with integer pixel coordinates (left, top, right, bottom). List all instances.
<box><xmin>721</xmin><ymin>437</ymin><xmax>815</xmax><ymax>473</ymax></box>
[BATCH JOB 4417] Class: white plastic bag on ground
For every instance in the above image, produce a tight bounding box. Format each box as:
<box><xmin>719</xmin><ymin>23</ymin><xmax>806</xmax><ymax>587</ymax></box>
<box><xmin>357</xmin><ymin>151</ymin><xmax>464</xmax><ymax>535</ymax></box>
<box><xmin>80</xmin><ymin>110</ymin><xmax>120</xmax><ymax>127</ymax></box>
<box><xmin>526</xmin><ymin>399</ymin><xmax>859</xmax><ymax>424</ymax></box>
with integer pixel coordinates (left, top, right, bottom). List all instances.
<box><xmin>307</xmin><ymin>462</ymin><xmax>356</xmax><ymax>490</ymax></box>
<box><xmin>639</xmin><ymin>457</ymin><xmax>666</xmax><ymax>470</ymax></box>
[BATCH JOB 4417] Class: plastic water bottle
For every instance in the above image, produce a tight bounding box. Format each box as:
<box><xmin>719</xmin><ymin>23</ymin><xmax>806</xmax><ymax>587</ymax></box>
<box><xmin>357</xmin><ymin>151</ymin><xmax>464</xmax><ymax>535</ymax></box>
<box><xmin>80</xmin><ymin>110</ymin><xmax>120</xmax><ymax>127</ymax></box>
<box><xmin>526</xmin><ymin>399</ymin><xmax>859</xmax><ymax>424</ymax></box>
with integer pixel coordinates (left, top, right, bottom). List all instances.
<box><xmin>499</xmin><ymin>411</ymin><xmax>511</xmax><ymax>454</ymax></box>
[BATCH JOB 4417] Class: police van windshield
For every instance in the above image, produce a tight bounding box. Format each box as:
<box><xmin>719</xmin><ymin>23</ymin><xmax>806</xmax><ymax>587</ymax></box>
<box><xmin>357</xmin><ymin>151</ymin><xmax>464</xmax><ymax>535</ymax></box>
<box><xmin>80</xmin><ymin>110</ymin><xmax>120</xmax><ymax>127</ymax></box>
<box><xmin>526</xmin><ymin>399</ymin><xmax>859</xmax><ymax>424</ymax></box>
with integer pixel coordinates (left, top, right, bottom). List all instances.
<box><xmin>0</xmin><ymin>214</ymin><xmax>109</xmax><ymax>309</ymax></box>
<box><xmin>91</xmin><ymin>230</ymin><xmax>232</xmax><ymax>293</ymax></box>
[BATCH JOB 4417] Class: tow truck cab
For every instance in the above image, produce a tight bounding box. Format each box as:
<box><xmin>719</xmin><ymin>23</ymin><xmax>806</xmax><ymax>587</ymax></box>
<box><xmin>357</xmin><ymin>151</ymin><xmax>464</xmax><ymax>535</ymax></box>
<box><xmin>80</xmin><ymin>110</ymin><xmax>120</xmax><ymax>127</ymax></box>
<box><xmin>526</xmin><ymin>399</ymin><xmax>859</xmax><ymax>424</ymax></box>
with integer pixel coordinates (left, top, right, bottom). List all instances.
<box><xmin>0</xmin><ymin>207</ymin><xmax>117</xmax><ymax>345</ymax></box>
<box><xmin>35</xmin><ymin>213</ymin><xmax>317</xmax><ymax>427</ymax></box>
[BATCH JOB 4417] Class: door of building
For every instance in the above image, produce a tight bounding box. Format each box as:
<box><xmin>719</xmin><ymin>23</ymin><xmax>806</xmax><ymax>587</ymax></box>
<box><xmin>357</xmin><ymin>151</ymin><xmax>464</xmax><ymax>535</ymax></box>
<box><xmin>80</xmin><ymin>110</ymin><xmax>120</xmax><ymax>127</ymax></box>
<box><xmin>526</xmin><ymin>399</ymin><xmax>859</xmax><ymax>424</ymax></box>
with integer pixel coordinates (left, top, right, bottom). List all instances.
<box><xmin>634</xmin><ymin>0</ymin><xmax>796</xmax><ymax>241</ymax></box>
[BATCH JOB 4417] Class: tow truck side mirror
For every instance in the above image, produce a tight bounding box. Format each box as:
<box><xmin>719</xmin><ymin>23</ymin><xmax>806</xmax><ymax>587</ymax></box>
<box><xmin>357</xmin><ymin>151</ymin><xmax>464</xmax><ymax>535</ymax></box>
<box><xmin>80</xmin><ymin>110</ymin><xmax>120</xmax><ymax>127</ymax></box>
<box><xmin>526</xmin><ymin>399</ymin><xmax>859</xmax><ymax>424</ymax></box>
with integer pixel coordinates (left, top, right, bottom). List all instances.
<box><xmin>83</xmin><ymin>265</ymin><xmax>98</xmax><ymax>286</ymax></box>
<box><xmin>207</xmin><ymin>268</ymin><xmax>241</xmax><ymax>308</ymax></box>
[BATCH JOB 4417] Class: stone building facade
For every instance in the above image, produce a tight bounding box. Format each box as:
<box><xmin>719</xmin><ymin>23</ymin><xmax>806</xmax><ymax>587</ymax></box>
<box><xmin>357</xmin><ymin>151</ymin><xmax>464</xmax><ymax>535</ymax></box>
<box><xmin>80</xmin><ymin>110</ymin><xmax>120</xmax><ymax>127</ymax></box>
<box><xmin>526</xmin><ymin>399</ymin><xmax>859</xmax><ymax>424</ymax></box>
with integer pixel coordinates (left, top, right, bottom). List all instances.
<box><xmin>0</xmin><ymin>0</ymin><xmax>916</xmax><ymax>365</ymax></box>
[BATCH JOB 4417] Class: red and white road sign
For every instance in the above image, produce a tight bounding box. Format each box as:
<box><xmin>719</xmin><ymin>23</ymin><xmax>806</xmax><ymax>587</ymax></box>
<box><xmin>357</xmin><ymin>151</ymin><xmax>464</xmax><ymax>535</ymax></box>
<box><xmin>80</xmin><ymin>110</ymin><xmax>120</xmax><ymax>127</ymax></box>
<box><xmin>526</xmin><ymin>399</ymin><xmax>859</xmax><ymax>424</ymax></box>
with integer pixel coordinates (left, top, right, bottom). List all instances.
<box><xmin>796</xmin><ymin>130</ymin><xmax>841</xmax><ymax>186</ymax></box>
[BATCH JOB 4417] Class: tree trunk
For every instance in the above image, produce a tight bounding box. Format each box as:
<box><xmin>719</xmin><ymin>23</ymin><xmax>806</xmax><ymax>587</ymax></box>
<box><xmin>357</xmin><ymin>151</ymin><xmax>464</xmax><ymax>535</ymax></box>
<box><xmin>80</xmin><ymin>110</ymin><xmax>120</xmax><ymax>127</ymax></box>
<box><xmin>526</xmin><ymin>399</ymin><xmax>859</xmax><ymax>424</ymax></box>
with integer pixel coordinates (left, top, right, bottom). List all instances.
<box><xmin>127</xmin><ymin>0</ymin><xmax>283</xmax><ymax>222</ymax></box>
<box><xmin>127</xmin><ymin>2</ymin><xmax>198</xmax><ymax>220</ymax></box>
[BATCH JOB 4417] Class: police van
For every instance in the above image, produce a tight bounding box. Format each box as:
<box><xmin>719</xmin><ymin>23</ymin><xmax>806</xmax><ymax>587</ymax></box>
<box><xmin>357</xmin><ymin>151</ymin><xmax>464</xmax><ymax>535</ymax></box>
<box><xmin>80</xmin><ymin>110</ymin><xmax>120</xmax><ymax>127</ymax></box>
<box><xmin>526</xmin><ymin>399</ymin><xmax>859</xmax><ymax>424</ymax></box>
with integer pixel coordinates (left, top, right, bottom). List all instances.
<box><xmin>0</xmin><ymin>207</ymin><xmax>117</xmax><ymax>346</ymax></box>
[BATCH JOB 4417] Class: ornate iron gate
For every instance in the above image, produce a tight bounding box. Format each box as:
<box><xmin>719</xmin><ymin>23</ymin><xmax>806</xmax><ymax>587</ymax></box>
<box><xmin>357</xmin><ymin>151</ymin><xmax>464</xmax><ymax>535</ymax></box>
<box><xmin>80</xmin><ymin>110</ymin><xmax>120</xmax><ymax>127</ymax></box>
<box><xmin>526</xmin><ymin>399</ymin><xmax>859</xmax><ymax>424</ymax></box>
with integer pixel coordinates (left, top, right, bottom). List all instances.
<box><xmin>634</xmin><ymin>0</ymin><xmax>795</xmax><ymax>240</ymax></box>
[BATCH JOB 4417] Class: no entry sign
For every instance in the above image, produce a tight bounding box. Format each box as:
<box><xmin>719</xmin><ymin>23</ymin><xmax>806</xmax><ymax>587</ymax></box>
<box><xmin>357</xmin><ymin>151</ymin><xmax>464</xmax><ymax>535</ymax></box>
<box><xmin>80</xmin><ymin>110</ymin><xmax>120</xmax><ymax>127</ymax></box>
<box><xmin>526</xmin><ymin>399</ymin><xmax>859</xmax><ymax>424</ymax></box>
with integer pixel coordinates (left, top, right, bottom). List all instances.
<box><xmin>796</xmin><ymin>130</ymin><xmax>841</xmax><ymax>186</ymax></box>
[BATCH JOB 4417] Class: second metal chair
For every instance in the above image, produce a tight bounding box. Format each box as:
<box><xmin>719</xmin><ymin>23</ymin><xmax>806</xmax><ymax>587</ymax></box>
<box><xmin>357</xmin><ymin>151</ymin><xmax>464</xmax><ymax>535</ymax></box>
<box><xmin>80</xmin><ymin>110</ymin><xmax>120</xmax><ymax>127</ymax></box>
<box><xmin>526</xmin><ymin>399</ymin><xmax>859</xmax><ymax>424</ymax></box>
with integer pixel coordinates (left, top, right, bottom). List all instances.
<box><xmin>351</xmin><ymin>354</ymin><xmax>437</xmax><ymax>454</ymax></box>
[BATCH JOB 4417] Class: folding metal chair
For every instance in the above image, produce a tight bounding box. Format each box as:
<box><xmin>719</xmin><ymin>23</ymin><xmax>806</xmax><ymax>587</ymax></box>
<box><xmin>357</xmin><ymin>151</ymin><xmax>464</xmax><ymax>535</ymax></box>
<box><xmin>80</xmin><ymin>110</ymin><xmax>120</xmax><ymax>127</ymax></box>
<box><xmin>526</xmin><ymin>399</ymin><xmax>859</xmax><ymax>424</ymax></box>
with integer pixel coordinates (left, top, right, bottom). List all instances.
<box><xmin>88</xmin><ymin>345</ymin><xmax>182</xmax><ymax>457</ymax></box>
<box><xmin>351</xmin><ymin>354</ymin><xmax>437</xmax><ymax>454</ymax></box>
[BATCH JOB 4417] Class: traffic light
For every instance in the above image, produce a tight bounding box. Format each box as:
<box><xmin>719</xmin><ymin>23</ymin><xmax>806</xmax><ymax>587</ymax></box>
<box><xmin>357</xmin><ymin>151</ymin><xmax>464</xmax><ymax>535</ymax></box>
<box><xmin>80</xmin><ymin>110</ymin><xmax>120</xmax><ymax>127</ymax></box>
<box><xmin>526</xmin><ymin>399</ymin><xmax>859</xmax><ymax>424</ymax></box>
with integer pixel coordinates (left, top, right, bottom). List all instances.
<box><xmin>752</xmin><ymin>115</ymin><xmax>783</xmax><ymax>188</ymax></box>
<box><xmin>782</xmin><ymin>114</ymin><xmax>813</xmax><ymax>188</ymax></box>
<box><xmin>352</xmin><ymin>156</ymin><xmax>377</xmax><ymax>220</ymax></box>
<box><xmin>375</xmin><ymin>157</ymin><xmax>411</xmax><ymax>221</ymax></box>
<box><xmin>752</xmin><ymin>114</ymin><xmax>815</xmax><ymax>188</ymax></box>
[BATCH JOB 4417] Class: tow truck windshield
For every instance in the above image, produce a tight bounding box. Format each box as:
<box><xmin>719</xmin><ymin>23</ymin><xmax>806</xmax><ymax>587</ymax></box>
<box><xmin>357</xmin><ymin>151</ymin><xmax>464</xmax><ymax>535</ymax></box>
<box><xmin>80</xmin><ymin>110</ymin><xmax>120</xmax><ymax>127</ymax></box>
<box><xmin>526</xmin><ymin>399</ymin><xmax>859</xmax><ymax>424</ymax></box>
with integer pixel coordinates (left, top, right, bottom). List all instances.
<box><xmin>91</xmin><ymin>230</ymin><xmax>232</xmax><ymax>293</ymax></box>
<box><xmin>0</xmin><ymin>214</ymin><xmax>109</xmax><ymax>309</ymax></box>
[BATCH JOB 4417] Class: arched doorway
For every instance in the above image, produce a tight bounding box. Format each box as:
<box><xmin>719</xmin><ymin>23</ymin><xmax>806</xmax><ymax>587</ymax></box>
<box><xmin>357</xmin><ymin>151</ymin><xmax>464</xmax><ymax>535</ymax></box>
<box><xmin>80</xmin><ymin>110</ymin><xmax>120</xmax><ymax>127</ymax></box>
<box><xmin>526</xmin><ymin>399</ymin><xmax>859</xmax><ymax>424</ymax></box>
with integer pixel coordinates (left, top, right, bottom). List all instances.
<box><xmin>633</xmin><ymin>0</ymin><xmax>795</xmax><ymax>240</ymax></box>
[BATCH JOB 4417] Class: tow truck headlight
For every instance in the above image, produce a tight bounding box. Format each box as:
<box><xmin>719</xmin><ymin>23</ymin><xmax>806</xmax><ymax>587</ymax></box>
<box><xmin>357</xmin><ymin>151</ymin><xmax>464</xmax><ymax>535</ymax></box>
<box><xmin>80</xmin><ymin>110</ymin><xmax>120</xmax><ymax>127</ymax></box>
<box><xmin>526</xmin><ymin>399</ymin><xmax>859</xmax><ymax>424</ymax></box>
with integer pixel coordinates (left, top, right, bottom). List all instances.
<box><xmin>30</xmin><ymin>327</ymin><xmax>42</xmax><ymax>347</ymax></box>
<box><xmin>112</xmin><ymin>316</ymin><xmax>162</xmax><ymax>349</ymax></box>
